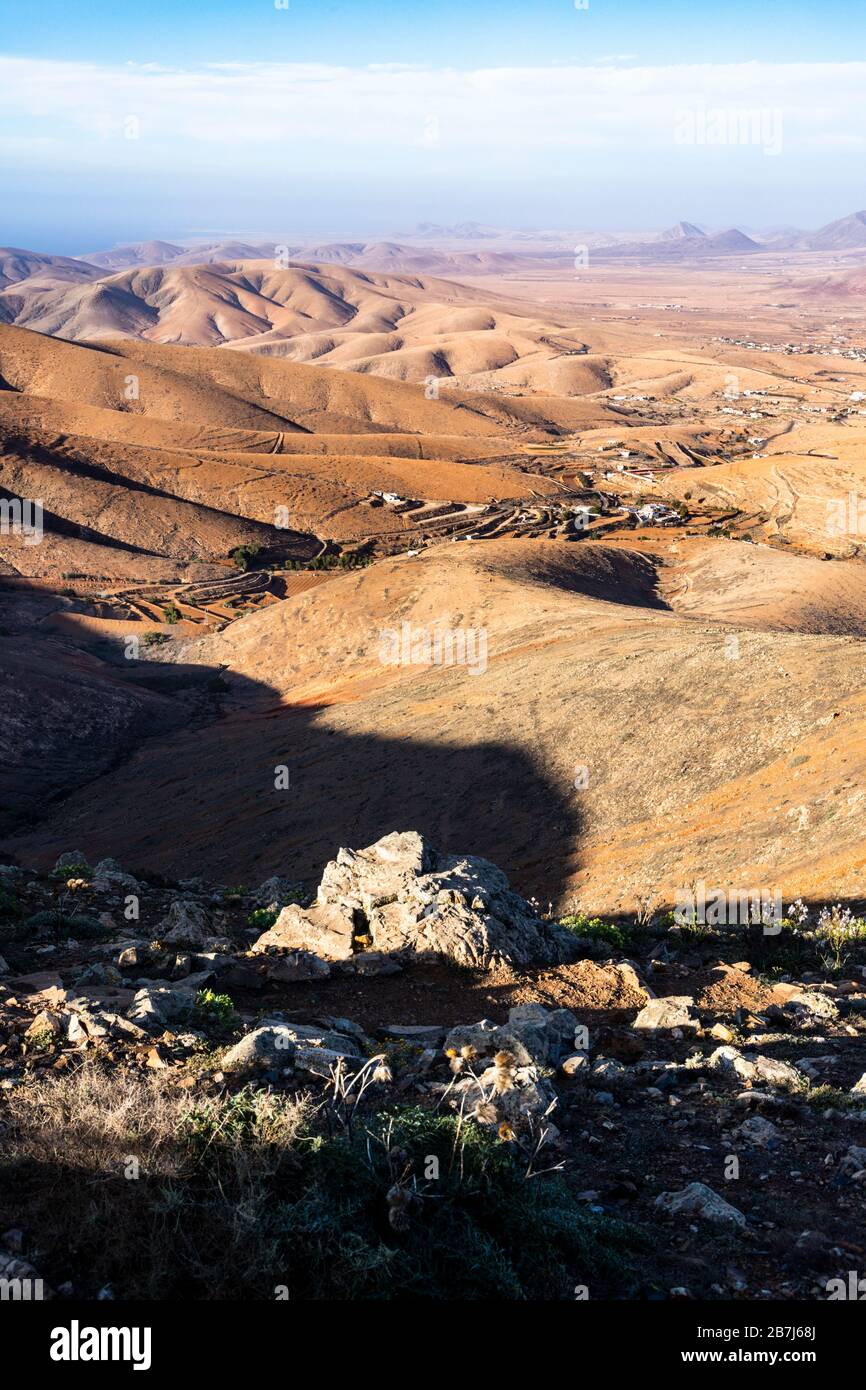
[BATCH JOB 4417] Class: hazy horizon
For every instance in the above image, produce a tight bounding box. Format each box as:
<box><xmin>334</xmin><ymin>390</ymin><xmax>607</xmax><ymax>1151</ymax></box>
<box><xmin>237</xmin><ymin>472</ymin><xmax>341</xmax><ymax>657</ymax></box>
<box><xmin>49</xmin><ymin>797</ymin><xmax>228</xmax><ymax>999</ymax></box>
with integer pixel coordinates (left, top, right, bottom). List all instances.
<box><xmin>3</xmin><ymin>0</ymin><xmax>866</xmax><ymax>252</ymax></box>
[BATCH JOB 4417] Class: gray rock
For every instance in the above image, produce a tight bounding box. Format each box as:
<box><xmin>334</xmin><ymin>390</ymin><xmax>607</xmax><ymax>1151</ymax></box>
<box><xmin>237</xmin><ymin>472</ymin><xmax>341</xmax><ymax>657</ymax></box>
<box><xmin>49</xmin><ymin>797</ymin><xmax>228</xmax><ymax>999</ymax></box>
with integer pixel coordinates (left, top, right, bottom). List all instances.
<box><xmin>252</xmin><ymin>876</ymin><xmax>303</xmax><ymax>909</ymax></box>
<box><xmin>589</xmin><ymin>1057</ymin><xmax>628</xmax><ymax>1088</ymax></box>
<box><xmin>732</xmin><ymin>1115</ymin><xmax>780</xmax><ymax>1148</ymax></box>
<box><xmin>838</xmin><ymin>1144</ymin><xmax>866</xmax><ymax>1177</ymax></box>
<box><xmin>252</xmin><ymin>901</ymin><xmax>355</xmax><ymax>961</ymax></box>
<box><xmin>707</xmin><ymin>1045</ymin><xmax>806</xmax><ymax>1093</ymax></box>
<box><xmin>380</xmin><ymin>1024</ymin><xmax>446</xmax><ymax>1047</ymax></box>
<box><xmin>561</xmin><ymin>1052</ymin><xmax>590</xmax><ymax>1076</ymax></box>
<box><xmin>338</xmin><ymin>952</ymin><xmax>403</xmax><ymax>977</ymax></box>
<box><xmin>264</xmin><ymin>952</ymin><xmax>331</xmax><ymax>983</ymax></box>
<box><xmin>251</xmin><ymin>831</ymin><xmax>580</xmax><ymax>970</ymax></box>
<box><xmin>444</xmin><ymin>1004</ymin><xmax>579</xmax><ymax>1069</ymax></box>
<box><xmin>53</xmin><ymin>851</ymin><xmax>90</xmax><ymax>874</ymax></box>
<box><xmin>655</xmin><ymin>1181</ymin><xmax>746</xmax><ymax>1229</ymax></box>
<box><xmin>92</xmin><ymin>858</ymin><xmax>141</xmax><ymax>891</ymax></box>
<box><xmin>157</xmin><ymin>900</ymin><xmax>211</xmax><ymax>949</ymax></box>
<box><xmin>221</xmin><ymin>1021</ymin><xmax>363</xmax><ymax>1075</ymax></box>
<box><xmin>775</xmin><ymin>990</ymin><xmax>839</xmax><ymax>1030</ymax></box>
<box><xmin>127</xmin><ymin>979</ymin><xmax>208</xmax><ymax>1030</ymax></box>
<box><xmin>633</xmin><ymin>996</ymin><xmax>698</xmax><ymax>1033</ymax></box>
<box><xmin>0</xmin><ymin>1249</ymin><xmax>53</xmax><ymax>1298</ymax></box>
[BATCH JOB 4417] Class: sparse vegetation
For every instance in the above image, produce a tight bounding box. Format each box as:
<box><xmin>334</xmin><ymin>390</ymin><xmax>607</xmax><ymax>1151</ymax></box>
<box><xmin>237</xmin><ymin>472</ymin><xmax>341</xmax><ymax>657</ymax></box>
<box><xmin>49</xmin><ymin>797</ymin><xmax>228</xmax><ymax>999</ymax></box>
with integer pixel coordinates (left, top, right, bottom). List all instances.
<box><xmin>0</xmin><ymin>885</ymin><xmax>22</xmax><ymax>920</ymax></box>
<box><xmin>230</xmin><ymin>544</ymin><xmax>263</xmax><ymax>572</ymax></box>
<box><xmin>246</xmin><ymin>907</ymin><xmax>278</xmax><ymax>930</ymax></box>
<box><xmin>559</xmin><ymin>912</ymin><xmax>630</xmax><ymax>950</ymax></box>
<box><xmin>0</xmin><ymin>1066</ymin><xmax>644</xmax><ymax>1300</ymax></box>
<box><xmin>285</xmin><ymin>551</ymin><xmax>373</xmax><ymax>571</ymax></box>
<box><xmin>193</xmin><ymin>989</ymin><xmax>236</xmax><ymax>1030</ymax></box>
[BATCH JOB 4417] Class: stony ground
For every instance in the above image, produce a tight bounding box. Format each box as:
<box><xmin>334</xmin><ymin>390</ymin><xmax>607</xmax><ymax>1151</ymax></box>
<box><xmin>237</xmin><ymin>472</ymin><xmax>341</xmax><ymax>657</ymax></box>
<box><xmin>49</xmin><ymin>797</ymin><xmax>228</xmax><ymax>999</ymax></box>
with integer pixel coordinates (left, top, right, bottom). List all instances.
<box><xmin>3</xmin><ymin>847</ymin><xmax>866</xmax><ymax>1301</ymax></box>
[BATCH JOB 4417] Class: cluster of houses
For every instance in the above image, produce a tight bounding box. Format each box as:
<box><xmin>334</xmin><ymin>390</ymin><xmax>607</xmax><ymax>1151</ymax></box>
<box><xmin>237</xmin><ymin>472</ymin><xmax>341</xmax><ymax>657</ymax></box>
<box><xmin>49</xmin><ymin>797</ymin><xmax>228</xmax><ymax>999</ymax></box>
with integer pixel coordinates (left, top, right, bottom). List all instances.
<box><xmin>715</xmin><ymin>334</ymin><xmax>866</xmax><ymax>362</ymax></box>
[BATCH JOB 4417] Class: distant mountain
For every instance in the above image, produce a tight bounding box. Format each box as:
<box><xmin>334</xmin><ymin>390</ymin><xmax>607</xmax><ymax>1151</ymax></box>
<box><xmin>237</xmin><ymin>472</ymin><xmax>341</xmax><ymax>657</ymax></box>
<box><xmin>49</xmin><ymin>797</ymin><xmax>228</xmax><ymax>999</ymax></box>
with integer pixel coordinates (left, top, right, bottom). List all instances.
<box><xmin>78</xmin><ymin>239</ymin><xmax>289</xmax><ymax>271</ymax></box>
<box><xmin>659</xmin><ymin>221</ymin><xmax>706</xmax><ymax>241</ymax></box>
<box><xmin>597</xmin><ymin>226</ymin><xmax>760</xmax><ymax>260</ymax></box>
<box><xmin>801</xmin><ymin>210</ymin><xmax>866</xmax><ymax>251</ymax></box>
<box><xmin>81</xmin><ymin>240</ymin><xmax>186</xmax><ymax>270</ymax></box>
<box><xmin>170</xmin><ymin>241</ymin><xmax>282</xmax><ymax>265</ymax></box>
<box><xmin>707</xmin><ymin>228</ymin><xmax>761</xmax><ymax>252</ymax></box>
<box><xmin>0</xmin><ymin>258</ymin><xmax>599</xmax><ymax>395</ymax></box>
<box><xmin>296</xmin><ymin>240</ymin><xmax>550</xmax><ymax>275</ymax></box>
<box><xmin>412</xmin><ymin>221</ymin><xmax>502</xmax><ymax>239</ymax></box>
<box><xmin>0</xmin><ymin>247</ymin><xmax>101</xmax><ymax>291</ymax></box>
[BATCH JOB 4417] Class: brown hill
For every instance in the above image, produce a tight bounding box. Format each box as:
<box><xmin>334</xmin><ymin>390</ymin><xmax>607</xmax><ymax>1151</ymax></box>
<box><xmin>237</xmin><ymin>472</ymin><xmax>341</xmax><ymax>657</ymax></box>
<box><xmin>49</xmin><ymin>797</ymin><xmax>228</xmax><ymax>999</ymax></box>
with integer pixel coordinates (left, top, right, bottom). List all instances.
<box><xmin>0</xmin><ymin>324</ymin><xmax>582</xmax><ymax>581</ymax></box>
<box><xmin>0</xmin><ymin>259</ymin><xmax>603</xmax><ymax>392</ymax></box>
<box><xmin>7</xmin><ymin>538</ymin><xmax>866</xmax><ymax>910</ymax></box>
<box><xmin>0</xmin><ymin>247</ymin><xmax>102</xmax><ymax>290</ymax></box>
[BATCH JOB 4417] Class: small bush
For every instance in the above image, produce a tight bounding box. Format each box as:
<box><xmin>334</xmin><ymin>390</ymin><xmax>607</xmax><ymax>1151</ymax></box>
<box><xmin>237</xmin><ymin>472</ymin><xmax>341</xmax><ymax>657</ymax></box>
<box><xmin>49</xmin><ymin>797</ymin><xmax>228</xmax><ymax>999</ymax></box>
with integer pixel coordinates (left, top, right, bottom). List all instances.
<box><xmin>49</xmin><ymin>860</ymin><xmax>90</xmax><ymax>880</ymax></box>
<box><xmin>804</xmin><ymin>1085</ymin><xmax>856</xmax><ymax>1111</ymax></box>
<box><xmin>246</xmin><ymin>907</ymin><xmax>278</xmax><ymax>930</ymax></box>
<box><xmin>22</xmin><ymin>910</ymin><xmax>106</xmax><ymax>938</ymax></box>
<box><xmin>230</xmin><ymin>544</ymin><xmax>263</xmax><ymax>572</ymax></box>
<box><xmin>0</xmin><ymin>886</ymin><xmax>22</xmax><ymax>920</ymax></box>
<box><xmin>193</xmin><ymin>990</ymin><xmax>236</xmax><ymax>1029</ymax></box>
<box><xmin>559</xmin><ymin>913</ymin><xmax>629</xmax><ymax>950</ymax></box>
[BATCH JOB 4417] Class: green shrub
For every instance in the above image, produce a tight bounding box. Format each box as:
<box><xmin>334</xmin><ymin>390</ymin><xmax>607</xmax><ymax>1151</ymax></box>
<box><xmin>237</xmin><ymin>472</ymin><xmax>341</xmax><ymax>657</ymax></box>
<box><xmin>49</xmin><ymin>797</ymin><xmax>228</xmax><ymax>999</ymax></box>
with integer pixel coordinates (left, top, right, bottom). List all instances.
<box><xmin>0</xmin><ymin>1074</ymin><xmax>647</xmax><ymax>1300</ymax></box>
<box><xmin>246</xmin><ymin>907</ymin><xmax>278</xmax><ymax>930</ymax></box>
<box><xmin>230</xmin><ymin>544</ymin><xmax>262</xmax><ymax>572</ymax></box>
<box><xmin>193</xmin><ymin>989</ymin><xmax>236</xmax><ymax>1029</ymax></box>
<box><xmin>0</xmin><ymin>886</ymin><xmax>22</xmax><ymax>920</ymax></box>
<box><xmin>23</xmin><ymin>910</ymin><xmax>106</xmax><ymax>938</ymax></box>
<box><xmin>559</xmin><ymin>913</ymin><xmax>629</xmax><ymax>950</ymax></box>
<box><xmin>49</xmin><ymin>860</ymin><xmax>90</xmax><ymax>880</ymax></box>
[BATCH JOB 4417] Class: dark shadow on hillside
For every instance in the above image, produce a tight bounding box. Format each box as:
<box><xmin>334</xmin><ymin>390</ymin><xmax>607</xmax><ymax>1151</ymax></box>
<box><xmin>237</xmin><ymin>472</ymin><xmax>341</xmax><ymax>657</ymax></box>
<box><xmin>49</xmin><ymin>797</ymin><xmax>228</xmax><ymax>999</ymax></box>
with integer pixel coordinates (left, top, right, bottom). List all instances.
<box><xmin>0</xmin><ymin>581</ymin><xmax>581</xmax><ymax>903</ymax></box>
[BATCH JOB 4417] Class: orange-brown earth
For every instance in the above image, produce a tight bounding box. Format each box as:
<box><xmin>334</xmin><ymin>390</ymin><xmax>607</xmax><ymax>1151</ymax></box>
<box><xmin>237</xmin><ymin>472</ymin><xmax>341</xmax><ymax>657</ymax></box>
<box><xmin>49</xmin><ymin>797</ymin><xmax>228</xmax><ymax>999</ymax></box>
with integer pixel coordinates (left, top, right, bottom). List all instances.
<box><xmin>4</xmin><ymin>250</ymin><xmax>866</xmax><ymax>915</ymax></box>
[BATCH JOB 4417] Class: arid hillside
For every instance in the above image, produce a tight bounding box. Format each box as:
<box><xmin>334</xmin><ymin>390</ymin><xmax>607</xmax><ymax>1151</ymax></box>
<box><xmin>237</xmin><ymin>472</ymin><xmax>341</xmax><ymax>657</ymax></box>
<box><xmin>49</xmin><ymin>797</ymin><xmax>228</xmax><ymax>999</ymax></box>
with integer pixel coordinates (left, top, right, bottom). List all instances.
<box><xmin>5</xmin><ymin>252</ymin><xmax>866</xmax><ymax>919</ymax></box>
<box><xmin>7</xmin><ymin>538</ymin><xmax>866</xmax><ymax>915</ymax></box>
<box><xmin>0</xmin><ymin>259</ymin><xmax>607</xmax><ymax>393</ymax></box>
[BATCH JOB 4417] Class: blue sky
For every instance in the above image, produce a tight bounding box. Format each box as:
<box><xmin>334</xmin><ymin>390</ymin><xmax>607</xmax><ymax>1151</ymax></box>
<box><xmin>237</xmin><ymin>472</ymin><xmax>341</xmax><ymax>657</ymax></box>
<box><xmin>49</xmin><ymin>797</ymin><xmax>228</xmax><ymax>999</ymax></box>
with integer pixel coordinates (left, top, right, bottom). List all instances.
<box><xmin>5</xmin><ymin>0</ymin><xmax>863</xmax><ymax>68</ymax></box>
<box><xmin>2</xmin><ymin>0</ymin><xmax>866</xmax><ymax>252</ymax></box>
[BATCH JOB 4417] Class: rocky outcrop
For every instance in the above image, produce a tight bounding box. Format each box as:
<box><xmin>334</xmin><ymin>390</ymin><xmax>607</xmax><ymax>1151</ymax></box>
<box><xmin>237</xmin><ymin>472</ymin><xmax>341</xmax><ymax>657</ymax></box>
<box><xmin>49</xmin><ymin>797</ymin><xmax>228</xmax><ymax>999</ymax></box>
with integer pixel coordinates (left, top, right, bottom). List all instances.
<box><xmin>655</xmin><ymin>1182</ymin><xmax>746</xmax><ymax>1229</ymax></box>
<box><xmin>157</xmin><ymin>900</ymin><xmax>211</xmax><ymax>949</ymax></box>
<box><xmin>251</xmin><ymin>831</ymin><xmax>580</xmax><ymax>969</ymax></box>
<box><xmin>444</xmin><ymin>1004</ymin><xmax>579</xmax><ymax>1069</ymax></box>
<box><xmin>221</xmin><ymin>1018</ymin><xmax>368</xmax><ymax>1077</ymax></box>
<box><xmin>707</xmin><ymin>1045</ymin><xmax>806</xmax><ymax>1093</ymax></box>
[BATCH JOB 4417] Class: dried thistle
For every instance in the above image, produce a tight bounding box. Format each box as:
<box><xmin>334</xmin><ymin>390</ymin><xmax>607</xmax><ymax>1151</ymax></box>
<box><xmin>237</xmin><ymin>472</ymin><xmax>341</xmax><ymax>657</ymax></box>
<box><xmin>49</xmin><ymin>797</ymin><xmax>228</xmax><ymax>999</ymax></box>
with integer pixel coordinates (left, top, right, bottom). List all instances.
<box><xmin>492</xmin><ymin>1049</ymin><xmax>517</xmax><ymax>1094</ymax></box>
<box><xmin>386</xmin><ymin>1183</ymin><xmax>413</xmax><ymax>1233</ymax></box>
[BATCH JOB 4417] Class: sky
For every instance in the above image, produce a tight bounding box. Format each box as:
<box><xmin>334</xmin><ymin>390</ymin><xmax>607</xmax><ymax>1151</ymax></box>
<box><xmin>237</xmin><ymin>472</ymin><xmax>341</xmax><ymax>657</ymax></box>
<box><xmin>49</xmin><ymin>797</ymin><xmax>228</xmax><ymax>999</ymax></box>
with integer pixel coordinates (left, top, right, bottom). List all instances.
<box><xmin>1</xmin><ymin>0</ymin><xmax>866</xmax><ymax>252</ymax></box>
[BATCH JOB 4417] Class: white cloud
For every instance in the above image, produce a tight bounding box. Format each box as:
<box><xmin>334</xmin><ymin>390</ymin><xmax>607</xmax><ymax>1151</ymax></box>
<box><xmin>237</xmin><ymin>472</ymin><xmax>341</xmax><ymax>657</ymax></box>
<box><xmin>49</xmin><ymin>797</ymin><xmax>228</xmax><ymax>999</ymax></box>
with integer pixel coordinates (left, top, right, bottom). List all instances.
<box><xmin>0</xmin><ymin>56</ymin><xmax>864</xmax><ymax>175</ymax></box>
